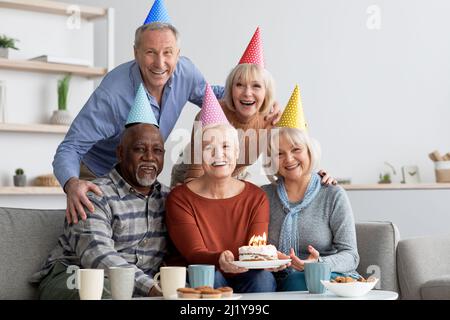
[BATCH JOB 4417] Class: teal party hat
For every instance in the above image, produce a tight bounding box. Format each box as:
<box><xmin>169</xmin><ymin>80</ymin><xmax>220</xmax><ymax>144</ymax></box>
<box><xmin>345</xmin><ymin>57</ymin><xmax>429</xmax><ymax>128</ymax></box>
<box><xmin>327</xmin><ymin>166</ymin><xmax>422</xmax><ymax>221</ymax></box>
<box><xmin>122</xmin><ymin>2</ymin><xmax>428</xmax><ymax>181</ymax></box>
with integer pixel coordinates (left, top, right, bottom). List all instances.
<box><xmin>126</xmin><ymin>84</ymin><xmax>159</xmax><ymax>127</ymax></box>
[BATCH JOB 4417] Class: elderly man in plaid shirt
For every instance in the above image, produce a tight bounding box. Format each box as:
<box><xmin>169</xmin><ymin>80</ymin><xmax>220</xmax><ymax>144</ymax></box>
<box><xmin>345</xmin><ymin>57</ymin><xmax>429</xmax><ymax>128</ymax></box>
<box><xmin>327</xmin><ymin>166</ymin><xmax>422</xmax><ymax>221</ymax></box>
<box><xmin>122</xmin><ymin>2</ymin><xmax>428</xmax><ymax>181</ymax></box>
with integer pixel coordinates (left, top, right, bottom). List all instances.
<box><xmin>31</xmin><ymin>104</ymin><xmax>169</xmax><ymax>299</ymax></box>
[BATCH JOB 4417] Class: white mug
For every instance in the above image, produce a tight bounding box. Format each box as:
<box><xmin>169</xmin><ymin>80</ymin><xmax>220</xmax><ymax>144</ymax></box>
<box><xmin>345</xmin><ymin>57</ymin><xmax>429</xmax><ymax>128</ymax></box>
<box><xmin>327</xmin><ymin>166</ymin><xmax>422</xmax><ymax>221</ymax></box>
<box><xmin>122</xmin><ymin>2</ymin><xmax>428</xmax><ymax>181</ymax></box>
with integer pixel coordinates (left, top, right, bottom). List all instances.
<box><xmin>77</xmin><ymin>269</ymin><xmax>104</xmax><ymax>300</ymax></box>
<box><xmin>153</xmin><ymin>266</ymin><xmax>186</xmax><ymax>298</ymax></box>
<box><xmin>109</xmin><ymin>266</ymin><xmax>135</xmax><ymax>300</ymax></box>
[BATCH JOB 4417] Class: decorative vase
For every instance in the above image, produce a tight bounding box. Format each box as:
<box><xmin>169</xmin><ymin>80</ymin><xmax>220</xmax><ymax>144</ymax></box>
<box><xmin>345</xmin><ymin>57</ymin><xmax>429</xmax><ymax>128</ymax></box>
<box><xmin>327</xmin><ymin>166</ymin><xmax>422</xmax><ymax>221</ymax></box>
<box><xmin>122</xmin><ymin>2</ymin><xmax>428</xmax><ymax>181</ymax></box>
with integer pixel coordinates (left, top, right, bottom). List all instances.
<box><xmin>13</xmin><ymin>175</ymin><xmax>26</xmax><ymax>187</ymax></box>
<box><xmin>0</xmin><ymin>48</ymin><xmax>10</xmax><ymax>59</ymax></box>
<box><xmin>50</xmin><ymin>110</ymin><xmax>72</xmax><ymax>125</ymax></box>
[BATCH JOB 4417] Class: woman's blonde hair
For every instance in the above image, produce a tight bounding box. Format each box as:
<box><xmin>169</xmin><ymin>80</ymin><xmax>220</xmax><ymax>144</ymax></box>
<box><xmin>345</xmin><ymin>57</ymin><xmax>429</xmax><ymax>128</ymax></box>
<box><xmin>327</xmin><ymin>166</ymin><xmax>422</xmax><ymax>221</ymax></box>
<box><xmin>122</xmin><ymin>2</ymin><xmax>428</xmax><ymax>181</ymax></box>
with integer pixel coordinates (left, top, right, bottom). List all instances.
<box><xmin>224</xmin><ymin>64</ymin><xmax>275</xmax><ymax>115</ymax></box>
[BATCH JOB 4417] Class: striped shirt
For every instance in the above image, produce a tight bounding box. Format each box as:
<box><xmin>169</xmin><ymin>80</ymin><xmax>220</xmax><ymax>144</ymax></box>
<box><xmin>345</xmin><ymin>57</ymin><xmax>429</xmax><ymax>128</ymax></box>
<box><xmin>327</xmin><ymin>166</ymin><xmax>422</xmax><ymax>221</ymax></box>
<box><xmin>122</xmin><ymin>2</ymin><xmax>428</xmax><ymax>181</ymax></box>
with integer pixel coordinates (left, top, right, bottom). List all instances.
<box><xmin>30</xmin><ymin>167</ymin><xmax>169</xmax><ymax>296</ymax></box>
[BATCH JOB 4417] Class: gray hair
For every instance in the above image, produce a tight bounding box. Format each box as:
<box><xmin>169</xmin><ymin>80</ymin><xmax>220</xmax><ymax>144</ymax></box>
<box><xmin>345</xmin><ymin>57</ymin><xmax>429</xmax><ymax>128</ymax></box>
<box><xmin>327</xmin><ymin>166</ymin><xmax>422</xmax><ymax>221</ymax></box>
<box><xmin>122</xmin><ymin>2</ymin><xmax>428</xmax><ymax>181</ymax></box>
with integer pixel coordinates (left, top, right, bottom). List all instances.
<box><xmin>270</xmin><ymin>127</ymin><xmax>321</xmax><ymax>174</ymax></box>
<box><xmin>134</xmin><ymin>22</ymin><xmax>180</xmax><ymax>48</ymax></box>
<box><xmin>224</xmin><ymin>63</ymin><xmax>275</xmax><ymax>115</ymax></box>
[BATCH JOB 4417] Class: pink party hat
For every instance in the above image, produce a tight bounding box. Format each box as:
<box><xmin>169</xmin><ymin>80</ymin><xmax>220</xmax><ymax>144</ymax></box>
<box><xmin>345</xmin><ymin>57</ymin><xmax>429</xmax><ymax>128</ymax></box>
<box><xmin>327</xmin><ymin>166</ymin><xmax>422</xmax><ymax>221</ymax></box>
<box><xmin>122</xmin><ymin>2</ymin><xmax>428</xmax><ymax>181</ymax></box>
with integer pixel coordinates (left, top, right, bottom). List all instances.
<box><xmin>200</xmin><ymin>84</ymin><xmax>229</xmax><ymax>126</ymax></box>
<box><xmin>238</xmin><ymin>27</ymin><xmax>264</xmax><ymax>67</ymax></box>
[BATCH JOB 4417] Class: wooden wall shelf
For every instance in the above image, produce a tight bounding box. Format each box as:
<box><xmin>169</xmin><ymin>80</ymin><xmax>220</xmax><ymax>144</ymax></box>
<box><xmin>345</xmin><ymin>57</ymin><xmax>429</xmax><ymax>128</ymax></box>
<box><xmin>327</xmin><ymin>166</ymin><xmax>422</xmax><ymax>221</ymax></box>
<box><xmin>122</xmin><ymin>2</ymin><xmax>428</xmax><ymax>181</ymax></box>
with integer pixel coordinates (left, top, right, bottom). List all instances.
<box><xmin>0</xmin><ymin>0</ymin><xmax>107</xmax><ymax>20</ymax></box>
<box><xmin>0</xmin><ymin>187</ymin><xmax>63</xmax><ymax>195</ymax></box>
<box><xmin>1</xmin><ymin>184</ymin><xmax>450</xmax><ymax>195</ymax></box>
<box><xmin>342</xmin><ymin>183</ymin><xmax>450</xmax><ymax>190</ymax></box>
<box><xmin>0</xmin><ymin>123</ymin><xmax>69</xmax><ymax>134</ymax></box>
<box><xmin>0</xmin><ymin>58</ymin><xmax>106</xmax><ymax>77</ymax></box>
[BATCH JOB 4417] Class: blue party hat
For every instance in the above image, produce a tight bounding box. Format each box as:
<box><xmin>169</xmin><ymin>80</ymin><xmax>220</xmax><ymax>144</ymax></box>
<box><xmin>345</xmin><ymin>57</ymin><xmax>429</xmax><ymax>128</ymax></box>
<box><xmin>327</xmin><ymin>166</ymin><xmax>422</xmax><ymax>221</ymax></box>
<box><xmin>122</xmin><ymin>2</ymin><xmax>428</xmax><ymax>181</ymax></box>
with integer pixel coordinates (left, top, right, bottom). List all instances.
<box><xmin>126</xmin><ymin>84</ymin><xmax>159</xmax><ymax>127</ymax></box>
<box><xmin>143</xmin><ymin>0</ymin><xmax>171</xmax><ymax>25</ymax></box>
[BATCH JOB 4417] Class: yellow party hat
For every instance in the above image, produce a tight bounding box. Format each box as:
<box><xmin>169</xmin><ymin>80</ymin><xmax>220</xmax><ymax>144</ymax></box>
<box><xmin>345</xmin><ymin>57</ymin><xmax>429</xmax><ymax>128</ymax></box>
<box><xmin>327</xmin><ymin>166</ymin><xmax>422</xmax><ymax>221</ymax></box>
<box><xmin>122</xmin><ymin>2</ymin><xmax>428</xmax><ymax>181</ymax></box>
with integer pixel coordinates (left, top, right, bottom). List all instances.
<box><xmin>277</xmin><ymin>85</ymin><xmax>307</xmax><ymax>130</ymax></box>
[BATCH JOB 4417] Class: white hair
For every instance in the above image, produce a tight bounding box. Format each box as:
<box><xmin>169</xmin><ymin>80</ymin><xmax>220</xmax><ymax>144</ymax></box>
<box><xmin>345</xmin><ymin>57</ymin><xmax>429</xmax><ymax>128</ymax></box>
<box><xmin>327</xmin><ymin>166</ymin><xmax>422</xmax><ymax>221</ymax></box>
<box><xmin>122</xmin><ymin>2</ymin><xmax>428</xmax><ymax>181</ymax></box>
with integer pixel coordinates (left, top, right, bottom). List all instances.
<box><xmin>202</xmin><ymin>123</ymin><xmax>240</xmax><ymax>159</ymax></box>
<box><xmin>270</xmin><ymin>127</ymin><xmax>321</xmax><ymax>174</ymax></box>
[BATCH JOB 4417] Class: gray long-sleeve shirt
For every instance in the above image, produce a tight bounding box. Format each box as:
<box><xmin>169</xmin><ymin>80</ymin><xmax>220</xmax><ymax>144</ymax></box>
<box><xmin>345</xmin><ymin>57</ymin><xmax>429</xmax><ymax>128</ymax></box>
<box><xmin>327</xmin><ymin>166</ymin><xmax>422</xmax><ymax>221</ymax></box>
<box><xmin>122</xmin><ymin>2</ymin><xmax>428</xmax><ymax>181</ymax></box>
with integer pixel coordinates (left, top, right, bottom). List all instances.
<box><xmin>261</xmin><ymin>183</ymin><xmax>359</xmax><ymax>273</ymax></box>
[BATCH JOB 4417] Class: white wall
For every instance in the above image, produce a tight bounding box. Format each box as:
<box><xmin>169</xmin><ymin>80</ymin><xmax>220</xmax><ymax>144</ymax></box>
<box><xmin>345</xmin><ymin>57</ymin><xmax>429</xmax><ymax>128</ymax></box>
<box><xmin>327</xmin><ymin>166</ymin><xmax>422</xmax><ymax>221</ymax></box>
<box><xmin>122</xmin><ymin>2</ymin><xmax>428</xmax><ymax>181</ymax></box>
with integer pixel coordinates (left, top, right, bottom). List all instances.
<box><xmin>1</xmin><ymin>0</ymin><xmax>450</xmax><ymax>238</ymax></box>
<box><xmin>348</xmin><ymin>189</ymin><xmax>450</xmax><ymax>239</ymax></box>
<box><xmin>54</xmin><ymin>0</ymin><xmax>450</xmax><ymax>185</ymax></box>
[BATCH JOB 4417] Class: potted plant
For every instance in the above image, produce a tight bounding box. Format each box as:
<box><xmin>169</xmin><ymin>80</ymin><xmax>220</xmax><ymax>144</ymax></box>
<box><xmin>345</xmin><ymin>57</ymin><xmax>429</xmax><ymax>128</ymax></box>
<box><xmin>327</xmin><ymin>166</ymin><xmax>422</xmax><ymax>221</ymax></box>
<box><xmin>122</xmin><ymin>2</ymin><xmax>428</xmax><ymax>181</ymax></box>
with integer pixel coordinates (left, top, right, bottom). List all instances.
<box><xmin>378</xmin><ymin>173</ymin><xmax>391</xmax><ymax>184</ymax></box>
<box><xmin>378</xmin><ymin>161</ymin><xmax>396</xmax><ymax>184</ymax></box>
<box><xmin>0</xmin><ymin>34</ymin><xmax>19</xmax><ymax>59</ymax></box>
<box><xmin>50</xmin><ymin>74</ymin><xmax>72</xmax><ymax>125</ymax></box>
<box><xmin>13</xmin><ymin>168</ymin><xmax>26</xmax><ymax>187</ymax></box>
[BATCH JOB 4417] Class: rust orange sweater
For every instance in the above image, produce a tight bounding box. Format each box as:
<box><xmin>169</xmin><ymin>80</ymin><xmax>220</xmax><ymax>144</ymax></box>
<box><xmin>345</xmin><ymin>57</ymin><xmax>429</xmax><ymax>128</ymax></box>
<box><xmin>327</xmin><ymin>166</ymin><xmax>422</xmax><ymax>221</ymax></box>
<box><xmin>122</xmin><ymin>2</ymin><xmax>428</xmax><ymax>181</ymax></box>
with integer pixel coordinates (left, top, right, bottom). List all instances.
<box><xmin>165</xmin><ymin>181</ymin><xmax>270</xmax><ymax>268</ymax></box>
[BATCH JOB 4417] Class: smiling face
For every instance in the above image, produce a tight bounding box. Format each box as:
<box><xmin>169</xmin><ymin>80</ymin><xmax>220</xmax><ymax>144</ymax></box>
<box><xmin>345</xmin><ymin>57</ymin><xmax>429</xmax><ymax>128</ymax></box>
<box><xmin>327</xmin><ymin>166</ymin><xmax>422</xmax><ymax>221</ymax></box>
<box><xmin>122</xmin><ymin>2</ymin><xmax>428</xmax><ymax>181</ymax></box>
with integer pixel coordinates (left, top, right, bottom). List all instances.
<box><xmin>232</xmin><ymin>76</ymin><xmax>266</xmax><ymax>120</ymax></box>
<box><xmin>117</xmin><ymin>124</ymin><xmax>165</xmax><ymax>193</ymax></box>
<box><xmin>201</xmin><ymin>125</ymin><xmax>239</xmax><ymax>180</ymax></box>
<box><xmin>276</xmin><ymin>132</ymin><xmax>312</xmax><ymax>182</ymax></box>
<box><xmin>224</xmin><ymin>64</ymin><xmax>275</xmax><ymax>121</ymax></box>
<box><xmin>134</xmin><ymin>28</ymin><xmax>180</xmax><ymax>94</ymax></box>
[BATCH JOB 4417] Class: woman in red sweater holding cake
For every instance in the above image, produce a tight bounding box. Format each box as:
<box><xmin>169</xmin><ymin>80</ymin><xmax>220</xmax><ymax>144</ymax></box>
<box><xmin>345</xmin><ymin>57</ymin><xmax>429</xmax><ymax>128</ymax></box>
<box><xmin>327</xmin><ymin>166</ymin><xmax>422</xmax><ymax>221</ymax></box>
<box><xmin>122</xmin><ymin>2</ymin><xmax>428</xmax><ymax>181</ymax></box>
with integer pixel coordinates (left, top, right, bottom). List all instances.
<box><xmin>165</xmin><ymin>84</ymin><xmax>279</xmax><ymax>293</ymax></box>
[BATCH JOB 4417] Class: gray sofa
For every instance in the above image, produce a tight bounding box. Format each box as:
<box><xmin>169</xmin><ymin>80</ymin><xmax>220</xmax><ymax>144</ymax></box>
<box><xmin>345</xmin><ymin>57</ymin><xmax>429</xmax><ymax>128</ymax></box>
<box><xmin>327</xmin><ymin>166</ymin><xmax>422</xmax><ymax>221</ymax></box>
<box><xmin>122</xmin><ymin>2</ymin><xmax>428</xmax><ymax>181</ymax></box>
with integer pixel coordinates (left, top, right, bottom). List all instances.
<box><xmin>397</xmin><ymin>236</ymin><xmax>450</xmax><ymax>299</ymax></box>
<box><xmin>0</xmin><ymin>207</ymin><xmax>65</xmax><ymax>299</ymax></box>
<box><xmin>0</xmin><ymin>207</ymin><xmax>400</xmax><ymax>299</ymax></box>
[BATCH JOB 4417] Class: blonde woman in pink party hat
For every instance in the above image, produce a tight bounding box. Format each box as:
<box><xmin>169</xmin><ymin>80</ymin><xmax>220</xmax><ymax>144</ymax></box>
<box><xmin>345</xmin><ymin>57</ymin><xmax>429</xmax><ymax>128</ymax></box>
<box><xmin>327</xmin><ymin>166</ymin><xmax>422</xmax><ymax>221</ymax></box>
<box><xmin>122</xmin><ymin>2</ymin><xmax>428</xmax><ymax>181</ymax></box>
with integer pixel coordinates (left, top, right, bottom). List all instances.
<box><xmin>170</xmin><ymin>27</ymin><xmax>335</xmax><ymax>187</ymax></box>
<box><xmin>169</xmin><ymin>27</ymin><xmax>274</xmax><ymax>186</ymax></box>
<box><xmin>166</xmin><ymin>84</ymin><xmax>289</xmax><ymax>293</ymax></box>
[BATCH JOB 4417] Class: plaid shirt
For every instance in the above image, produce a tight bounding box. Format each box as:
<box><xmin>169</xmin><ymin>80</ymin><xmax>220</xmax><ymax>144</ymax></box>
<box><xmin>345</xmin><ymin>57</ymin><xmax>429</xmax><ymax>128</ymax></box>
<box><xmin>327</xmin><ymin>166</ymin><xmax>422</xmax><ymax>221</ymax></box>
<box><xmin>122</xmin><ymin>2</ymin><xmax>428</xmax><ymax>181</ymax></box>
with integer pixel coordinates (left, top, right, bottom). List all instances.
<box><xmin>30</xmin><ymin>167</ymin><xmax>169</xmax><ymax>296</ymax></box>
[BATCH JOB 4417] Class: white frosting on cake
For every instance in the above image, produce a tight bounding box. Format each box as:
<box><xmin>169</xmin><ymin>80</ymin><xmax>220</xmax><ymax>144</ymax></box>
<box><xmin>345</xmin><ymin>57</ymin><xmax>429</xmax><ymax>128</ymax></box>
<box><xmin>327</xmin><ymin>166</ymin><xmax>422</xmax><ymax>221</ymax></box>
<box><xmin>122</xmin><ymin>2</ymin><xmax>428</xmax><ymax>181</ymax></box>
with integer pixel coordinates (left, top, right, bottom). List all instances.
<box><xmin>238</xmin><ymin>244</ymin><xmax>278</xmax><ymax>261</ymax></box>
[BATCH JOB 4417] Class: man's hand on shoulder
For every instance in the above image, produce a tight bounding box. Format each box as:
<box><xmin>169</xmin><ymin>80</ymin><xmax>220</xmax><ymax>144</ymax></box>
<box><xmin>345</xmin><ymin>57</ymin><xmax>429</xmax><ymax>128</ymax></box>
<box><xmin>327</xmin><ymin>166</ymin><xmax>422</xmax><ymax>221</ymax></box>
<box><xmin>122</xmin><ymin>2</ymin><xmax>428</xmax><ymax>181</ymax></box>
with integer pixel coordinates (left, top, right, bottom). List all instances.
<box><xmin>64</xmin><ymin>177</ymin><xmax>103</xmax><ymax>224</ymax></box>
<box><xmin>318</xmin><ymin>169</ymin><xmax>338</xmax><ymax>186</ymax></box>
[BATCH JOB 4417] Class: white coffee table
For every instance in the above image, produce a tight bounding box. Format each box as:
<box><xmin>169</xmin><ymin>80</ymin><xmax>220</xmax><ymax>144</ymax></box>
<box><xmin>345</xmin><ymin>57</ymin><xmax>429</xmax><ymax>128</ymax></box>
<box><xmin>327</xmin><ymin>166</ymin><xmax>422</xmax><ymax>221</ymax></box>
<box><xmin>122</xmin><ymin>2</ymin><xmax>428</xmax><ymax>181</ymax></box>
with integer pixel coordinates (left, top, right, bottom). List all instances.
<box><xmin>238</xmin><ymin>290</ymin><xmax>398</xmax><ymax>300</ymax></box>
<box><xmin>137</xmin><ymin>290</ymin><xmax>398</xmax><ymax>300</ymax></box>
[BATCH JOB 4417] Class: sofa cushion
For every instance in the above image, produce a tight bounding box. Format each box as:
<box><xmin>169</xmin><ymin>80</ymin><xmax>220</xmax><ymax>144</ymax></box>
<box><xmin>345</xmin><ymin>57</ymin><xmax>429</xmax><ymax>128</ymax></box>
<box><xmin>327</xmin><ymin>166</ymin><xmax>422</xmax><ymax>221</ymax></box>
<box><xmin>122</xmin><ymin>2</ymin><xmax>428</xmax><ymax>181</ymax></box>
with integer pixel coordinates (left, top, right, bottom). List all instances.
<box><xmin>355</xmin><ymin>221</ymin><xmax>400</xmax><ymax>293</ymax></box>
<box><xmin>0</xmin><ymin>207</ymin><xmax>65</xmax><ymax>299</ymax></box>
<box><xmin>421</xmin><ymin>275</ymin><xmax>450</xmax><ymax>300</ymax></box>
<box><xmin>397</xmin><ymin>236</ymin><xmax>450</xmax><ymax>300</ymax></box>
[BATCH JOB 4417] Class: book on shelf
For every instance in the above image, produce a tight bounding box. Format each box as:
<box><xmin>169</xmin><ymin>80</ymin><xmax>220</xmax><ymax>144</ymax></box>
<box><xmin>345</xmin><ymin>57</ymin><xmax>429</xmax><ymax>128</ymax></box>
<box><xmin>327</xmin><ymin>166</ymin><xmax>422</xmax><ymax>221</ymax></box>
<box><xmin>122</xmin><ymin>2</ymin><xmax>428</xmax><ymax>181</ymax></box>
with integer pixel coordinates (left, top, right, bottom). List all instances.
<box><xmin>28</xmin><ymin>55</ymin><xmax>92</xmax><ymax>67</ymax></box>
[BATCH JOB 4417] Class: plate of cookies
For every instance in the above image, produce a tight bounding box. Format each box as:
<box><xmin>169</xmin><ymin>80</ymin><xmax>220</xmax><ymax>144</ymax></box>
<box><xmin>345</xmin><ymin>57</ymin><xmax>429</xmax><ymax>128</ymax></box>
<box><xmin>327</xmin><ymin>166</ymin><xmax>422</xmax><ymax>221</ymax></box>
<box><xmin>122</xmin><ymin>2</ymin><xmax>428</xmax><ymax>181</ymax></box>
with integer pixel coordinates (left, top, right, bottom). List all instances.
<box><xmin>321</xmin><ymin>276</ymin><xmax>379</xmax><ymax>297</ymax></box>
<box><xmin>172</xmin><ymin>286</ymin><xmax>242</xmax><ymax>300</ymax></box>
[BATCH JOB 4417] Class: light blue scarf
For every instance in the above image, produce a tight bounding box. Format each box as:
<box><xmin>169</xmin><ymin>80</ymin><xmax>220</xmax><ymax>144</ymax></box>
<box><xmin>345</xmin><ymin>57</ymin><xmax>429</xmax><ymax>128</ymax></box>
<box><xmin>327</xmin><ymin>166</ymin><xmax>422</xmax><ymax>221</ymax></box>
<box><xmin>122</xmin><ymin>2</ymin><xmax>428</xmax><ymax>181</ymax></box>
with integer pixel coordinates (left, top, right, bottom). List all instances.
<box><xmin>277</xmin><ymin>173</ymin><xmax>321</xmax><ymax>257</ymax></box>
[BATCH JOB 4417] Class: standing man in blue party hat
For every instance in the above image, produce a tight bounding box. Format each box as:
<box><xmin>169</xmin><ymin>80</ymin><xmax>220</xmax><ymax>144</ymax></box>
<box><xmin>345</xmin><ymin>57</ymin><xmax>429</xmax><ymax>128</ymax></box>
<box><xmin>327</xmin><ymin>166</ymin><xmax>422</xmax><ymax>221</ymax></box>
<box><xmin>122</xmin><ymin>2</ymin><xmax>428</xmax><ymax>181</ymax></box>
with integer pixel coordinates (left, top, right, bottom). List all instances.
<box><xmin>52</xmin><ymin>0</ymin><xmax>277</xmax><ymax>224</ymax></box>
<box><xmin>32</xmin><ymin>84</ymin><xmax>169</xmax><ymax>299</ymax></box>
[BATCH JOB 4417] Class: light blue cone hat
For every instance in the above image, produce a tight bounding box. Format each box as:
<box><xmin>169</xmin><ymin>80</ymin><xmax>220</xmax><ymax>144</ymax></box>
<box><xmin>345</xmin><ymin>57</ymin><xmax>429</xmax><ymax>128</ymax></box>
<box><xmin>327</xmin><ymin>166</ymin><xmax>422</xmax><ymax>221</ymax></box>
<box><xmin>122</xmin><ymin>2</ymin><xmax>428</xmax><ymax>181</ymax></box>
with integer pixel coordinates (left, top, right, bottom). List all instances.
<box><xmin>125</xmin><ymin>83</ymin><xmax>159</xmax><ymax>128</ymax></box>
<box><xmin>143</xmin><ymin>0</ymin><xmax>171</xmax><ymax>25</ymax></box>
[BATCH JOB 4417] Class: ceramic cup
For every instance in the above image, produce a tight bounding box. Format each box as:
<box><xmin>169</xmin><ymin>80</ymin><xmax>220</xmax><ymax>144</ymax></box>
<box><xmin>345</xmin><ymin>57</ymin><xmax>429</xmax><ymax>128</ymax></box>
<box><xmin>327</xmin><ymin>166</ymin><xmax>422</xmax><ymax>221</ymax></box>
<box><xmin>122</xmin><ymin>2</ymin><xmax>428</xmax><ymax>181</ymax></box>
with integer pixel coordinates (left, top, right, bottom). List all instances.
<box><xmin>78</xmin><ymin>269</ymin><xmax>104</xmax><ymax>300</ymax></box>
<box><xmin>188</xmin><ymin>264</ymin><xmax>215</xmax><ymax>288</ymax></box>
<box><xmin>153</xmin><ymin>266</ymin><xmax>186</xmax><ymax>298</ymax></box>
<box><xmin>304</xmin><ymin>262</ymin><xmax>331</xmax><ymax>294</ymax></box>
<box><xmin>109</xmin><ymin>266</ymin><xmax>135</xmax><ymax>300</ymax></box>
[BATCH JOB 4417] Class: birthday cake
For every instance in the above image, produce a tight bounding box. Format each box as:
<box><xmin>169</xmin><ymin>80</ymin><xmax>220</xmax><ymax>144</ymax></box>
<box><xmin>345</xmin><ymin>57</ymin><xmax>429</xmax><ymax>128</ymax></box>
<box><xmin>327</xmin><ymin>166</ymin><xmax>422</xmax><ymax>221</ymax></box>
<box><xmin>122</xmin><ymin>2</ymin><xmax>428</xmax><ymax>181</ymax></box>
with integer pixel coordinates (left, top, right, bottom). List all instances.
<box><xmin>238</xmin><ymin>233</ymin><xmax>278</xmax><ymax>261</ymax></box>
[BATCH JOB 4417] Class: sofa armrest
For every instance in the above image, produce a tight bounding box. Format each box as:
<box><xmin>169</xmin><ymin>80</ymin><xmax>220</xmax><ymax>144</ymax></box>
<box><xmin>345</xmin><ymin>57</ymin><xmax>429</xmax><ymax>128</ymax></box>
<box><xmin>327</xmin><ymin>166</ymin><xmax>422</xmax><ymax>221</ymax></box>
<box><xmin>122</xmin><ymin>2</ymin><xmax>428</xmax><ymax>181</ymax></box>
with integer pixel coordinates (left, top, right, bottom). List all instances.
<box><xmin>356</xmin><ymin>221</ymin><xmax>400</xmax><ymax>293</ymax></box>
<box><xmin>397</xmin><ymin>236</ymin><xmax>450</xmax><ymax>300</ymax></box>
